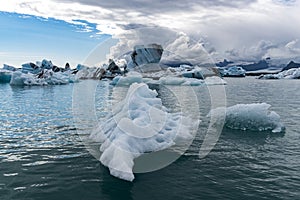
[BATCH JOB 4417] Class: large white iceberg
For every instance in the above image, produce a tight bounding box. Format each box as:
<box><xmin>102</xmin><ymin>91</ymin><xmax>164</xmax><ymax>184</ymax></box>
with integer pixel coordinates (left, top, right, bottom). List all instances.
<box><xmin>90</xmin><ymin>83</ymin><xmax>198</xmax><ymax>181</ymax></box>
<box><xmin>210</xmin><ymin>103</ymin><xmax>285</xmax><ymax>133</ymax></box>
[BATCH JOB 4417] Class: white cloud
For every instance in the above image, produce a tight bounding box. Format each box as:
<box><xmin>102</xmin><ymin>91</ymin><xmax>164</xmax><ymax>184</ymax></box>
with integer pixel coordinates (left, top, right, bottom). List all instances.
<box><xmin>162</xmin><ymin>32</ymin><xmax>213</xmax><ymax>65</ymax></box>
<box><xmin>267</xmin><ymin>39</ymin><xmax>300</xmax><ymax>60</ymax></box>
<box><xmin>1</xmin><ymin>0</ymin><xmax>300</xmax><ymax>63</ymax></box>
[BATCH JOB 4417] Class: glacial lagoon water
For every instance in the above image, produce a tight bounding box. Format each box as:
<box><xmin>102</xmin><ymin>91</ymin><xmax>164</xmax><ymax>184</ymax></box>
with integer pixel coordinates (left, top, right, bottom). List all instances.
<box><xmin>0</xmin><ymin>77</ymin><xmax>299</xmax><ymax>200</ymax></box>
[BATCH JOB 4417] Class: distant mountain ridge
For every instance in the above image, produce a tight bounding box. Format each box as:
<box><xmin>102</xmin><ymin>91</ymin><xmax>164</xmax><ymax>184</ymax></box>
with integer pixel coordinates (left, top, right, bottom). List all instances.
<box><xmin>215</xmin><ymin>58</ymin><xmax>298</xmax><ymax>71</ymax></box>
<box><xmin>281</xmin><ymin>61</ymin><xmax>300</xmax><ymax>71</ymax></box>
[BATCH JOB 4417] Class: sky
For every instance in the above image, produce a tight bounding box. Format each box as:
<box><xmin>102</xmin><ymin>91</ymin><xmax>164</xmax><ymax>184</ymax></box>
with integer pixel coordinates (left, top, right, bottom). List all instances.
<box><xmin>0</xmin><ymin>0</ymin><xmax>300</xmax><ymax>67</ymax></box>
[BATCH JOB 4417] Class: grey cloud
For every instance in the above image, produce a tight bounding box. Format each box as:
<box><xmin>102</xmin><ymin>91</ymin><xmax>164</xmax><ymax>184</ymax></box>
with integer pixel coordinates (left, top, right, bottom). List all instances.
<box><xmin>53</xmin><ymin>0</ymin><xmax>257</xmax><ymax>15</ymax></box>
<box><xmin>3</xmin><ymin>0</ymin><xmax>300</xmax><ymax>63</ymax></box>
<box><xmin>223</xmin><ymin>39</ymin><xmax>300</xmax><ymax>62</ymax></box>
<box><xmin>118</xmin><ymin>23</ymin><xmax>151</xmax><ymax>30</ymax></box>
<box><xmin>106</xmin><ymin>27</ymin><xmax>213</xmax><ymax>65</ymax></box>
<box><xmin>273</xmin><ymin>0</ymin><xmax>297</xmax><ymax>5</ymax></box>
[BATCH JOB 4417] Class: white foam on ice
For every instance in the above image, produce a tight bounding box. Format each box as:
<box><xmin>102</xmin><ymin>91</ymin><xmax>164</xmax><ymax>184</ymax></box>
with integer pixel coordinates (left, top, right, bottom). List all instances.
<box><xmin>90</xmin><ymin>83</ymin><xmax>198</xmax><ymax>181</ymax></box>
<box><xmin>209</xmin><ymin>103</ymin><xmax>285</xmax><ymax>133</ymax></box>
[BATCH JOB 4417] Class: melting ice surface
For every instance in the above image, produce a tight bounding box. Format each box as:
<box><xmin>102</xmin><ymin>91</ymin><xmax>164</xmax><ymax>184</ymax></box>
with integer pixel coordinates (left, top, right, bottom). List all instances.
<box><xmin>90</xmin><ymin>83</ymin><xmax>199</xmax><ymax>181</ymax></box>
<box><xmin>210</xmin><ymin>103</ymin><xmax>285</xmax><ymax>133</ymax></box>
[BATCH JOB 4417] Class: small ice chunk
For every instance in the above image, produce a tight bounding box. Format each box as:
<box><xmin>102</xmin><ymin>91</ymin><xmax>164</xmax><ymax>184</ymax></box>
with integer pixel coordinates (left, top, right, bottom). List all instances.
<box><xmin>209</xmin><ymin>103</ymin><xmax>285</xmax><ymax>133</ymax></box>
<box><xmin>110</xmin><ymin>72</ymin><xmax>143</xmax><ymax>86</ymax></box>
<box><xmin>204</xmin><ymin>76</ymin><xmax>227</xmax><ymax>85</ymax></box>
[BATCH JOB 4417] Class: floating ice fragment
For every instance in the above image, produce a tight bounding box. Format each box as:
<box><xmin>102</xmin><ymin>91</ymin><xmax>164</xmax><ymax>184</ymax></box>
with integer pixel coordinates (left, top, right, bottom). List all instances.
<box><xmin>209</xmin><ymin>103</ymin><xmax>285</xmax><ymax>133</ymax></box>
<box><xmin>90</xmin><ymin>83</ymin><xmax>198</xmax><ymax>181</ymax></box>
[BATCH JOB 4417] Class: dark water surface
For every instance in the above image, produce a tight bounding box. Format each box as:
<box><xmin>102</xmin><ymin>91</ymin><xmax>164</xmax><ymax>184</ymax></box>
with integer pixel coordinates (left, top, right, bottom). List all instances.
<box><xmin>0</xmin><ymin>78</ymin><xmax>299</xmax><ymax>200</ymax></box>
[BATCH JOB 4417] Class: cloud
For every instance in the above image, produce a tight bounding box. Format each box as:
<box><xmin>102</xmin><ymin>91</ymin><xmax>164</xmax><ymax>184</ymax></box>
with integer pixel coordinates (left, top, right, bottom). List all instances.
<box><xmin>53</xmin><ymin>0</ymin><xmax>256</xmax><ymax>14</ymax></box>
<box><xmin>104</xmin><ymin>27</ymin><xmax>213</xmax><ymax>66</ymax></box>
<box><xmin>267</xmin><ymin>39</ymin><xmax>300</xmax><ymax>60</ymax></box>
<box><xmin>0</xmin><ymin>0</ymin><xmax>300</xmax><ymax>63</ymax></box>
<box><xmin>162</xmin><ymin>32</ymin><xmax>213</xmax><ymax>65</ymax></box>
<box><xmin>225</xmin><ymin>40</ymin><xmax>278</xmax><ymax>61</ymax></box>
<box><xmin>224</xmin><ymin>39</ymin><xmax>300</xmax><ymax>63</ymax></box>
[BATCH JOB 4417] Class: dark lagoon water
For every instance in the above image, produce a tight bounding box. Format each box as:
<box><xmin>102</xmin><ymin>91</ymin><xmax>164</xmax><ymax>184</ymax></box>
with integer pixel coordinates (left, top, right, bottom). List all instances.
<box><xmin>0</xmin><ymin>77</ymin><xmax>299</xmax><ymax>200</ymax></box>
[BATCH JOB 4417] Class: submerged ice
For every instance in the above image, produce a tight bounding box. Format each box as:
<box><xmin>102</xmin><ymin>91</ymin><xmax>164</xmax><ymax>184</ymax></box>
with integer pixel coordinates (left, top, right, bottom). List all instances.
<box><xmin>90</xmin><ymin>83</ymin><xmax>198</xmax><ymax>181</ymax></box>
<box><xmin>210</xmin><ymin>103</ymin><xmax>285</xmax><ymax>133</ymax></box>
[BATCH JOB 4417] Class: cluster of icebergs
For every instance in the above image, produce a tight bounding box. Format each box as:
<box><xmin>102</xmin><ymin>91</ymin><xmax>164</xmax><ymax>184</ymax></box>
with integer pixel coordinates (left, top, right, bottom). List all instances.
<box><xmin>89</xmin><ymin>82</ymin><xmax>285</xmax><ymax>181</ymax></box>
<box><xmin>110</xmin><ymin>68</ymin><xmax>226</xmax><ymax>86</ymax></box>
<box><xmin>0</xmin><ymin>60</ymin><xmax>78</xmax><ymax>86</ymax></box>
<box><xmin>258</xmin><ymin>67</ymin><xmax>300</xmax><ymax>79</ymax></box>
<box><xmin>0</xmin><ymin>43</ymin><xmax>289</xmax><ymax>182</ymax></box>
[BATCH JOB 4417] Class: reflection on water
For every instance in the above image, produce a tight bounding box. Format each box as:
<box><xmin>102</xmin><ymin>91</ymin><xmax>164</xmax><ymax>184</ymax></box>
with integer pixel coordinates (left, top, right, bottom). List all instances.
<box><xmin>0</xmin><ymin>78</ymin><xmax>300</xmax><ymax>200</ymax></box>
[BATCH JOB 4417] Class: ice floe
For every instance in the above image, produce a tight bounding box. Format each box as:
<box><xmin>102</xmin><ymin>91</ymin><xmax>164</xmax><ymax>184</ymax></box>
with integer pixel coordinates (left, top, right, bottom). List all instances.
<box><xmin>209</xmin><ymin>103</ymin><xmax>285</xmax><ymax>133</ymax></box>
<box><xmin>90</xmin><ymin>83</ymin><xmax>198</xmax><ymax>181</ymax></box>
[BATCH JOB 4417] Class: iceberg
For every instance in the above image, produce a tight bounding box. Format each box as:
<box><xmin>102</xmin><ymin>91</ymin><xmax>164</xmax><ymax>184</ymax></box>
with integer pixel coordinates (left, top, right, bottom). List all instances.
<box><xmin>21</xmin><ymin>62</ymin><xmax>42</xmax><ymax>74</ymax></box>
<box><xmin>3</xmin><ymin>64</ymin><xmax>17</xmax><ymax>71</ymax></box>
<box><xmin>10</xmin><ymin>70</ymin><xmax>77</xmax><ymax>86</ymax></box>
<box><xmin>0</xmin><ymin>70</ymin><xmax>12</xmax><ymax>83</ymax></box>
<box><xmin>209</xmin><ymin>103</ymin><xmax>285</xmax><ymax>133</ymax></box>
<box><xmin>21</xmin><ymin>59</ymin><xmax>73</xmax><ymax>74</ymax></box>
<box><xmin>1</xmin><ymin>60</ymin><xmax>79</xmax><ymax>85</ymax></box>
<box><xmin>90</xmin><ymin>83</ymin><xmax>198</xmax><ymax>181</ymax></box>
<box><xmin>128</xmin><ymin>44</ymin><xmax>164</xmax><ymax>68</ymax></box>
<box><xmin>110</xmin><ymin>72</ymin><xmax>146</xmax><ymax>86</ymax></box>
<box><xmin>76</xmin><ymin>63</ymin><xmax>122</xmax><ymax>80</ymax></box>
<box><xmin>180</xmin><ymin>66</ymin><xmax>219</xmax><ymax>79</ymax></box>
<box><xmin>110</xmin><ymin>73</ymin><xmax>201</xmax><ymax>86</ymax></box>
<box><xmin>258</xmin><ymin>68</ymin><xmax>300</xmax><ymax>79</ymax></box>
<box><xmin>78</xmin><ymin>44</ymin><xmax>221</xmax><ymax>82</ymax></box>
<box><xmin>76</xmin><ymin>66</ymin><xmax>101</xmax><ymax>79</ymax></box>
<box><xmin>0</xmin><ymin>64</ymin><xmax>16</xmax><ymax>83</ymax></box>
<box><xmin>204</xmin><ymin>76</ymin><xmax>227</xmax><ymax>85</ymax></box>
<box><xmin>157</xmin><ymin>77</ymin><xmax>204</xmax><ymax>86</ymax></box>
<box><xmin>41</xmin><ymin>59</ymin><xmax>54</xmax><ymax>69</ymax></box>
<box><xmin>110</xmin><ymin>71</ymin><xmax>225</xmax><ymax>86</ymax></box>
<box><xmin>220</xmin><ymin>66</ymin><xmax>246</xmax><ymax>77</ymax></box>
